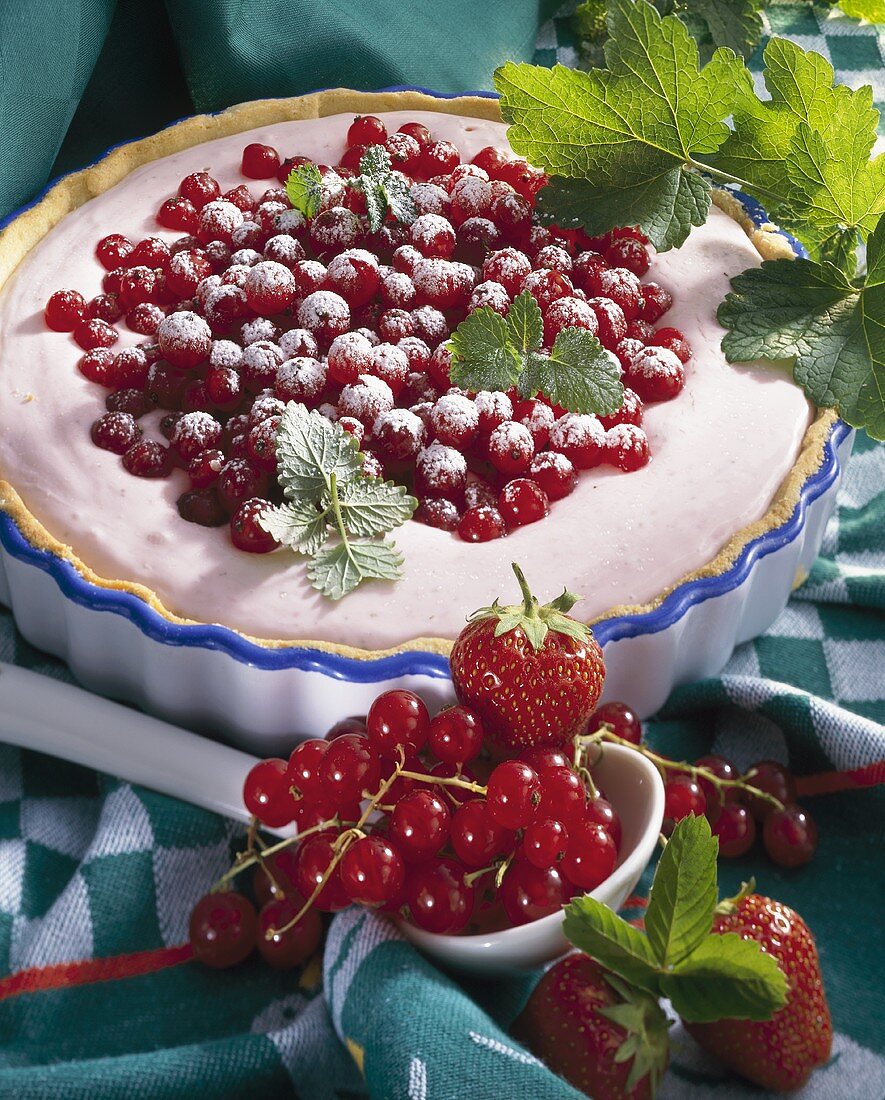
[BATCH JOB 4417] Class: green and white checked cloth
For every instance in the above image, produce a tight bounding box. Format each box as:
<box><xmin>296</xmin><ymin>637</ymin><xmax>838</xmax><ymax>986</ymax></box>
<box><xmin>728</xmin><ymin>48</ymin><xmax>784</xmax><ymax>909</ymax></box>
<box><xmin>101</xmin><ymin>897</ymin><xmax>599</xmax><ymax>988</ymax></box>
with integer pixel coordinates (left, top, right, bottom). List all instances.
<box><xmin>1</xmin><ymin>4</ymin><xmax>884</xmax><ymax>1098</ymax></box>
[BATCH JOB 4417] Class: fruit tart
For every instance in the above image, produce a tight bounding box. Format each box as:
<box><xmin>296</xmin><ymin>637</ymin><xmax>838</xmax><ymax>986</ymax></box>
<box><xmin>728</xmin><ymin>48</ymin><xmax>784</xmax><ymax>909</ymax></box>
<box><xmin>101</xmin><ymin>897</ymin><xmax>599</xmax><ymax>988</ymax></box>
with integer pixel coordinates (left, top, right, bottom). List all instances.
<box><xmin>0</xmin><ymin>89</ymin><xmax>847</xmax><ymax>745</ymax></box>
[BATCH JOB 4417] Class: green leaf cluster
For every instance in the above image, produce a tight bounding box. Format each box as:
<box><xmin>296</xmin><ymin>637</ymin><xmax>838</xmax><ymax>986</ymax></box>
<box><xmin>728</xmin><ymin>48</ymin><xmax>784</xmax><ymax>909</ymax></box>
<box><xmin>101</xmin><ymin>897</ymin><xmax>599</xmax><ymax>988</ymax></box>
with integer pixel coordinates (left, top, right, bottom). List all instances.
<box><xmin>258</xmin><ymin>404</ymin><xmax>417</xmax><ymax>600</ymax></box>
<box><xmin>496</xmin><ymin>0</ymin><xmax>885</xmax><ymax>437</ymax></box>
<box><xmin>447</xmin><ymin>291</ymin><xmax>624</xmax><ymax>415</ymax></box>
<box><xmin>563</xmin><ymin>815</ymin><xmax>788</xmax><ymax>1023</ymax></box>
<box><xmin>353</xmin><ymin>145</ymin><xmax>417</xmax><ymax>233</ymax></box>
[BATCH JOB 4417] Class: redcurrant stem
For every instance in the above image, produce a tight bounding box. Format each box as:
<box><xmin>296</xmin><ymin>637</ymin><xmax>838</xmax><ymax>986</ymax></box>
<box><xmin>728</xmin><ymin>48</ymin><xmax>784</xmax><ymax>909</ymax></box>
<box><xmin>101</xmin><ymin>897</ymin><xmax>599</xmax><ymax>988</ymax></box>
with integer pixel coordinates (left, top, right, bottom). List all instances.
<box><xmin>398</xmin><ymin>768</ymin><xmax>487</xmax><ymax>796</ymax></box>
<box><xmin>580</xmin><ymin>728</ymin><xmax>785</xmax><ymax>811</ymax></box>
<box><xmin>269</xmin><ymin>830</ymin><xmax>358</xmax><ymax>940</ymax></box>
<box><xmin>210</xmin><ymin>816</ymin><xmax>343</xmax><ymax>893</ymax></box>
<box><xmin>495</xmin><ymin>849</ymin><xmax>516</xmax><ymax>890</ymax></box>
<box><xmin>464</xmin><ymin>861</ymin><xmax>500</xmax><ymax>887</ymax></box>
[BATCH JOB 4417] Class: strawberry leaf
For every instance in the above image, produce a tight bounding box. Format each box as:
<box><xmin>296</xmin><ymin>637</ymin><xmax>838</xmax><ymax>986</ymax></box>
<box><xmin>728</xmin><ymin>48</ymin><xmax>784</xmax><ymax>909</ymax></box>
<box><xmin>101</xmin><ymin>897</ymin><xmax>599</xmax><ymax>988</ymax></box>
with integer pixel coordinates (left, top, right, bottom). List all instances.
<box><xmin>285</xmin><ymin>163</ymin><xmax>324</xmax><ymax>220</ymax></box>
<box><xmin>661</xmin><ymin>932</ymin><xmax>788</xmax><ymax>1023</ymax></box>
<box><xmin>563</xmin><ymin>896</ymin><xmax>661</xmax><ymax>994</ymax></box>
<box><xmin>645</xmin><ymin>814</ymin><xmax>718</xmax><ymax>968</ymax></box>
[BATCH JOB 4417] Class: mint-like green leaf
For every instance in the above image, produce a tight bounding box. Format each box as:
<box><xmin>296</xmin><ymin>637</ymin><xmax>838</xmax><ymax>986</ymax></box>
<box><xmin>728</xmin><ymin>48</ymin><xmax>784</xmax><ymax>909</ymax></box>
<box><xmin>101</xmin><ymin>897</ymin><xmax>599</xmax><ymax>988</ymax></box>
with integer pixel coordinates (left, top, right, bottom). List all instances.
<box><xmin>661</xmin><ymin>932</ymin><xmax>788</xmax><ymax>1023</ymax></box>
<box><xmin>285</xmin><ymin>163</ymin><xmax>324</xmax><ymax>219</ymax></box>
<box><xmin>840</xmin><ymin>0</ymin><xmax>885</xmax><ymax>19</ymax></box>
<box><xmin>645</xmin><ymin>815</ymin><xmax>718</xmax><ymax>968</ymax></box>
<box><xmin>381</xmin><ymin>174</ymin><xmax>417</xmax><ymax>226</ymax></box>
<box><xmin>506</xmin><ymin>291</ymin><xmax>543</xmax><ymax>354</ymax></box>
<box><xmin>275</xmin><ymin>403</ymin><xmax>363</xmax><ymax>499</ymax></box>
<box><xmin>536</xmin><ymin>164</ymin><xmax>712</xmax><ymax>253</ymax></box>
<box><xmin>563</xmin><ymin>895</ymin><xmax>661</xmax><ymax>994</ymax></box>
<box><xmin>308</xmin><ymin>540</ymin><xmax>403</xmax><ymax>600</ymax></box>
<box><xmin>709</xmin><ymin>37</ymin><xmax>885</xmax><ymax>256</ymax></box>
<box><xmin>520</xmin><ymin>330</ymin><xmax>624</xmax><ymax>415</ymax></box>
<box><xmin>338</xmin><ymin>478</ymin><xmax>417</xmax><ymax>539</ymax></box>
<box><xmin>258</xmin><ymin>499</ymin><xmax>329</xmax><ymax>556</ymax></box>
<box><xmin>718</xmin><ymin>214</ymin><xmax>885</xmax><ymax>440</ymax></box>
<box><xmin>495</xmin><ymin>0</ymin><xmax>750</xmax><ymax>249</ymax></box>
<box><xmin>447</xmin><ymin>308</ymin><xmax>522</xmax><ymax>393</ymax></box>
<box><xmin>354</xmin><ymin>145</ymin><xmax>416</xmax><ymax>232</ymax></box>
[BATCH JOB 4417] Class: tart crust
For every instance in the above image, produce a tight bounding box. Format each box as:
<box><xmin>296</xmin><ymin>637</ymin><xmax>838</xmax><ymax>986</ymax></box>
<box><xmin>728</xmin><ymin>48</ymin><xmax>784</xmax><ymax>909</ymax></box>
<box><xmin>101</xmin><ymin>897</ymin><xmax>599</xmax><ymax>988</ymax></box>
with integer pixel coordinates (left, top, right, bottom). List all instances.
<box><xmin>0</xmin><ymin>90</ymin><xmax>835</xmax><ymax>659</ymax></box>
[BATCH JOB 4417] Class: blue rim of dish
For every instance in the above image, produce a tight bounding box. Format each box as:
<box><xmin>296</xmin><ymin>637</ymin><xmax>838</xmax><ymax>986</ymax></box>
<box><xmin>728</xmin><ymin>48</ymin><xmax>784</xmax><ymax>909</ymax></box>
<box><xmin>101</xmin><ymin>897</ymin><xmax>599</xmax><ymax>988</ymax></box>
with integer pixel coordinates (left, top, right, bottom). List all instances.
<box><xmin>0</xmin><ymin>87</ymin><xmax>839</xmax><ymax>680</ymax></box>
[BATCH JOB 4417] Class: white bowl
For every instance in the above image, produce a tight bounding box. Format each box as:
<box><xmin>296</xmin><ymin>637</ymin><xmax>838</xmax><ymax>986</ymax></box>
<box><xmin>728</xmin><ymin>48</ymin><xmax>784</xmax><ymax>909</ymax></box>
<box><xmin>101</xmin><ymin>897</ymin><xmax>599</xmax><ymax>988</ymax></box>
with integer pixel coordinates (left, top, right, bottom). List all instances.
<box><xmin>397</xmin><ymin>743</ymin><xmax>665</xmax><ymax>975</ymax></box>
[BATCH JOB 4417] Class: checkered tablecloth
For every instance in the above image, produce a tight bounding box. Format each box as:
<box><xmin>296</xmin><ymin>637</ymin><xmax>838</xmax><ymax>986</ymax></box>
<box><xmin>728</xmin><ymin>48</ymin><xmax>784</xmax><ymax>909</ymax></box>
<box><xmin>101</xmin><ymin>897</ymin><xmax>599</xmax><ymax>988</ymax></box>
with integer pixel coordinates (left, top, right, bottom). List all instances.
<box><xmin>1</xmin><ymin>4</ymin><xmax>884</xmax><ymax>1098</ymax></box>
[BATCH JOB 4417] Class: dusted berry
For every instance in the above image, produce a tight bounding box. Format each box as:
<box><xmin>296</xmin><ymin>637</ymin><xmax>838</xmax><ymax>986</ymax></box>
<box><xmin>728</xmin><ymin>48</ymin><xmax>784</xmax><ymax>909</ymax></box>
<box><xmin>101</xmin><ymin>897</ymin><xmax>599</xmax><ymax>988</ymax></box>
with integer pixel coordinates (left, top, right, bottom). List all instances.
<box><xmin>529</xmin><ymin>452</ymin><xmax>577</xmax><ymax>502</ymax></box>
<box><xmin>411</xmin><ymin>213</ymin><xmax>456</xmax><ymax>259</ymax></box>
<box><xmin>414</xmin><ymin>442</ymin><xmax>467</xmax><ymax>501</ymax></box>
<box><xmin>420</xmin><ymin>140</ymin><xmax>460</xmax><ymax>178</ymax></box>
<box><xmin>74</xmin><ymin>318</ymin><xmax>118</xmax><ymax>351</ymax></box>
<box><xmin>457</xmin><ymin>505</ymin><xmax>506</xmax><ymax>543</ymax></box>
<box><xmin>412</xmin><ymin>259</ymin><xmax>474</xmax><ymax>310</ymax></box>
<box><xmin>373</xmin><ymin>408</ymin><xmax>427</xmax><ymax>461</ymax></box>
<box><xmin>326</xmin><ymin>249</ymin><xmax>380</xmax><ymax>307</ymax></box>
<box><xmin>600</xmin><ymin>388</ymin><xmax>643</xmax><ymax>430</ymax></box>
<box><xmin>157</xmin><ymin>195</ymin><xmax>198</xmax><ymax>232</ymax></box>
<box><xmin>114</xmin><ymin>347</ymin><xmax>150</xmax><ymax>388</ymax></box>
<box><xmin>627</xmin><ymin>345</ymin><xmax>685</xmax><ymax>402</ymax></box>
<box><xmin>298</xmin><ymin>290</ymin><xmax>351</xmax><ymax>343</ymax></box>
<box><xmin>188</xmin><ymin>448</ymin><xmax>226</xmax><ymax>488</ymax></box>
<box><xmin>275</xmin><ymin>356</ymin><xmax>326</xmax><ymax>404</ymax></box>
<box><xmin>522</xmin><ymin>268</ymin><xmax>574</xmax><ymax>312</ymax></box>
<box><xmin>488</xmin><ymin>421</ymin><xmax>534</xmax><ymax>476</ymax></box>
<box><xmin>498</xmin><ymin>478</ymin><xmax>549</xmax><ymax>529</ymax></box>
<box><xmin>244</xmin><ymin>260</ymin><xmax>297</xmax><ymax>315</ymax></box>
<box><xmin>651</xmin><ymin>326</ymin><xmax>692</xmax><ymax>363</ymax></box>
<box><xmin>126</xmin><ymin>302</ymin><xmax>165</xmax><ymax>336</ymax></box>
<box><xmin>415</xmin><ymin>497</ymin><xmax>460</xmax><ymax>531</ymax></box>
<box><xmin>91</xmin><ymin>411</ymin><xmax>142</xmax><ymax>454</ymax></box>
<box><xmin>473</xmin><ymin>390</ymin><xmax>513</xmax><ymax>434</ymax></box>
<box><xmin>189</xmin><ymin>892</ymin><xmax>256</xmax><ymax>968</ymax></box>
<box><xmin>483</xmin><ymin>247</ymin><xmax>532</xmax><ymax>297</ymax></box>
<box><xmin>605</xmin><ymin>423</ymin><xmax>650</xmax><ymax>471</ymax></box>
<box><xmin>88</xmin><ymin>293</ymin><xmax>123</xmax><ymax>323</ymax></box>
<box><xmin>123</xmin><ymin>439</ymin><xmax>172</xmax><ymax>478</ymax></box>
<box><xmin>96</xmin><ymin>233</ymin><xmax>133</xmax><ymax>270</ymax></box>
<box><xmin>639</xmin><ymin>282</ymin><xmax>673</xmax><ymax>323</ymax></box>
<box><xmin>106</xmin><ymin>388</ymin><xmax>149</xmax><ymax>418</ymax></box>
<box><xmin>157</xmin><ymin>310</ymin><xmax>212</xmax><ymax>369</ymax></box>
<box><xmin>512</xmin><ymin>398</ymin><xmax>555</xmax><ymax>451</ymax></box>
<box><xmin>45</xmin><ymin>289</ymin><xmax>88</xmax><ymax>331</ymax></box>
<box><xmin>339</xmin><ymin>374</ymin><xmax>395</xmax><ymax>428</ymax></box>
<box><xmin>231</xmin><ymin>498</ymin><xmax>278</xmax><ymax>553</ymax></box>
<box><xmin>549</xmin><ymin>413</ymin><xmax>605</xmax><ymax>469</ymax></box>
<box><xmin>535</xmin><ymin>245</ymin><xmax>573</xmax><ymax>273</ymax></box>
<box><xmin>310</xmin><ymin>206</ymin><xmax>362</xmax><ymax>256</ymax></box>
<box><xmin>430</xmin><ymin>394</ymin><xmax>479</xmax><ymax>449</ymax></box>
<box><xmin>368</xmin><ymin>342</ymin><xmax>409</xmax><ymax>395</ymax></box>
<box><xmin>170</xmin><ymin>411</ymin><xmax>222</xmax><ymax>463</ymax></box>
<box><xmin>166</xmin><ymin>249</ymin><xmax>213</xmax><ymax>298</ymax></box>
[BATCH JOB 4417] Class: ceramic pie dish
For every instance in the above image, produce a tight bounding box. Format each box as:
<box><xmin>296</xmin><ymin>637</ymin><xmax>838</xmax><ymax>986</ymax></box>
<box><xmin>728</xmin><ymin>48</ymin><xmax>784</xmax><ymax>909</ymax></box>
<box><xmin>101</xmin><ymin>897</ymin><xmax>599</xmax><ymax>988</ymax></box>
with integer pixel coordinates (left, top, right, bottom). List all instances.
<box><xmin>0</xmin><ymin>88</ymin><xmax>851</xmax><ymax>754</ymax></box>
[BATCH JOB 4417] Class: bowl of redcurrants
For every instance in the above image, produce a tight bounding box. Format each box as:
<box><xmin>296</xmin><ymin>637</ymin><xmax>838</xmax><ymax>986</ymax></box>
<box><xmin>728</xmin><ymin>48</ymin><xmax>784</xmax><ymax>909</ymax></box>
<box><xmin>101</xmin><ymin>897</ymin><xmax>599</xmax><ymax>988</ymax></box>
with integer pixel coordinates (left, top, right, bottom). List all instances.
<box><xmin>196</xmin><ymin>689</ymin><xmax>665</xmax><ymax>976</ymax></box>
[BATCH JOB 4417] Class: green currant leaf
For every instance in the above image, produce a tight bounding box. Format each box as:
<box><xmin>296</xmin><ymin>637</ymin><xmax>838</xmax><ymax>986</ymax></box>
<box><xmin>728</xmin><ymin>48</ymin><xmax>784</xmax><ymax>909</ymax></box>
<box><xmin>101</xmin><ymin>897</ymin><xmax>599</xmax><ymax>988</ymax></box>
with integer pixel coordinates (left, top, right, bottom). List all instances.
<box><xmin>536</xmin><ymin>170</ymin><xmax>711</xmax><ymax>251</ymax></box>
<box><xmin>495</xmin><ymin>0</ymin><xmax>750</xmax><ymax>249</ymax></box>
<box><xmin>718</xmin><ymin>213</ymin><xmax>885</xmax><ymax>440</ymax></box>
<box><xmin>285</xmin><ymin>163</ymin><xmax>324</xmax><ymax>220</ymax></box>
<box><xmin>520</xmin><ymin>329</ymin><xmax>624</xmax><ymax>415</ymax></box>
<box><xmin>308</xmin><ymin>539</ymin><xmax>404</xmax><ymax>601</ymax></box>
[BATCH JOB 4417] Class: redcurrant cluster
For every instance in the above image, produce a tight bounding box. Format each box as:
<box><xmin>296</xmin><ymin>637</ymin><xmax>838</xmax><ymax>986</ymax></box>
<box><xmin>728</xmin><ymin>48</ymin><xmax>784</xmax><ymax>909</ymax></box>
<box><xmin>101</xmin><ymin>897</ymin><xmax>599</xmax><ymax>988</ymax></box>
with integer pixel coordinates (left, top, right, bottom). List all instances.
<box><xmin>582</xmin><ymin>716</ymin><xmax>819</xmax><ymax>869</ymax></box>
<box><xmin>189</xmin><ymin>690</ymin><xmax>627</xmax><ymax>966</ymax></box>
<box><xmin>45</xmin><ymin>113</ymin><xmax>693</xmax><ymax>555</ymax></box>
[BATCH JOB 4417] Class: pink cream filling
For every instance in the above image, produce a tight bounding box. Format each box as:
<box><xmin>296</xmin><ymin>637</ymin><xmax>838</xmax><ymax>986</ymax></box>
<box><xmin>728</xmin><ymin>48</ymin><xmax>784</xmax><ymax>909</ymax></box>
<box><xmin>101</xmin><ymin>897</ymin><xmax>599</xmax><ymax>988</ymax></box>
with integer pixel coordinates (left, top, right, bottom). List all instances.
<box><xmin>0</xmin><ymin>110</ymin><xmax>812</xmax><ymax>646</ymax></box>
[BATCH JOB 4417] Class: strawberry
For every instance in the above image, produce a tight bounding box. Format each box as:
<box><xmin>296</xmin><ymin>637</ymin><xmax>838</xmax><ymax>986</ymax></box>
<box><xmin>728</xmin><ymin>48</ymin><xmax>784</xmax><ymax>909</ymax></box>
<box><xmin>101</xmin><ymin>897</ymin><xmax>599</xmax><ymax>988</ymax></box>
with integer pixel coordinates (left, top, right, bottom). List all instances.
<box><xmin>512</xmin><ymin>953</ymin><xmax>669</xmax><ymax>1100</ymax></box>
<box><xmin>449</xmin><ymin>563</ymin><xmax>605</xmax><ymax>751</ymax></box>
<box><xmin>683</xmin><ymin>889</ymin><xmax>832</xmax><ymax>1092</ymax></box>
